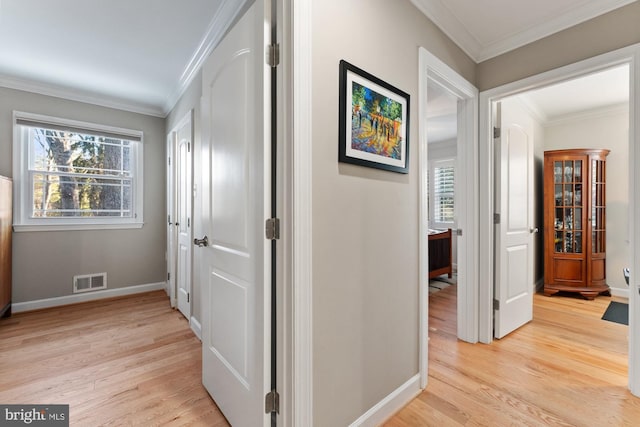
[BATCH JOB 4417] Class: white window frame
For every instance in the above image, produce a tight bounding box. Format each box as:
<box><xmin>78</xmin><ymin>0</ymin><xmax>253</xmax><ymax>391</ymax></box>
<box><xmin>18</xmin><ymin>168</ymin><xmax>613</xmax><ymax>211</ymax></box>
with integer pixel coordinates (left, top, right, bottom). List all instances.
<box><xmin>12</xmin><ymin>111</ymin><xmax>144</xmax><ymax>232</ymax></box>
<box><xmin>429</xmin><ymin>158</ymin><xmax>455</xmax><ymax>229</ymax></box>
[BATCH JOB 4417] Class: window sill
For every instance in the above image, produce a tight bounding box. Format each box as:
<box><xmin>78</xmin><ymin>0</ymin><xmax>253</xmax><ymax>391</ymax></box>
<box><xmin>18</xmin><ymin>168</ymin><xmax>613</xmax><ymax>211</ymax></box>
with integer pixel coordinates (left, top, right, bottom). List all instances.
<box><xmin>13</xmin><ymin>222</ymin><xmax>144</xmax><ymax>232</ymax></box>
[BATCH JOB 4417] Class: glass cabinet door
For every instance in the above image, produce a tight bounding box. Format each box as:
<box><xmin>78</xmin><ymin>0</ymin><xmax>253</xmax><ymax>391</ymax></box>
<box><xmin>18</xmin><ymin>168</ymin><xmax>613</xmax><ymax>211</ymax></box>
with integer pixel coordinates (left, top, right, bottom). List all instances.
<box><xmin>591</xmin><ymin>159</ymin><xmax>606</xmax><ymax>254</ymax></box>
<box><xmin>553</xmin><ymin>159</ymin><xmax>583</xmax><ymax>253</ymax></box>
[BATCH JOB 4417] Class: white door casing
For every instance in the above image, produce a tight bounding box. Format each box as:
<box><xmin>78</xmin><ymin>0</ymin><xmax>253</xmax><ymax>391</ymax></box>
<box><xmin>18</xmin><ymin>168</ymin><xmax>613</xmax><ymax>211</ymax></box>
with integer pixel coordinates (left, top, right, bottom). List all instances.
<box><xmin>493</xmin><ymin>98</ymin><xmax>535</xmax><ymax>338</ymax></box>
<box><xmin>199</xmin><ymin>1</ymin><xmax>271</xmax><ymax>425</ymax></box>
<box><xmin>166</xmin><ymin>132</ymin><xmax>177</xmax><ymax>308</ymax></box>
<box><xmin>175</xmin><ymin>112</ymin><xmax>193</xmax><ymax>319</ymax></box>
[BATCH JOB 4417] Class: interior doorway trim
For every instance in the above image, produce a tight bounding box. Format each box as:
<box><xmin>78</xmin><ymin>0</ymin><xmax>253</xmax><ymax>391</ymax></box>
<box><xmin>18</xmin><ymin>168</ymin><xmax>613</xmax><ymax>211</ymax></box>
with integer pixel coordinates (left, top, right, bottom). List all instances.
<box><xmin>419</xmin><ymin>48</ymin><xmax>479</xmax><ymax>389</ymax></box>
<box><xmin>291</xmin><ymin>0</ymin><xmax>313</xmax><ymax>423</ymax></box>
<box><xmin>478</xmin><ymin>42</ymin><xmax>640</xmax><ymax>396</ymax></box>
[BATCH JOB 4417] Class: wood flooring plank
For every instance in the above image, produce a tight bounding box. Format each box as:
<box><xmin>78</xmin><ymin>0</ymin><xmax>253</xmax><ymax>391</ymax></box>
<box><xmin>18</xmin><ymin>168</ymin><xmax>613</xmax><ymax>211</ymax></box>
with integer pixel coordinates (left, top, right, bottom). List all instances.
<box><xmin>3</xmin><ymin>286</ymin><xmax>639</xmax><ymax>426</ymax></box>
<box><xmin>0</xmin><ymin>291</ymin><xmax>229</xmax><ymax>427</ymax></box>
<box><xmin>386</xmin><ymin>287</ymin><xmax>640</xmax><ymax>426</ymax></box>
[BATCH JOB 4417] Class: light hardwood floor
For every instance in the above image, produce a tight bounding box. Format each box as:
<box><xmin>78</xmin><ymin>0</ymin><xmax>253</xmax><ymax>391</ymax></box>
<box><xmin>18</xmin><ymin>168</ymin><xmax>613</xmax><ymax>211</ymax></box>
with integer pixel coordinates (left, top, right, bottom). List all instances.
<box><xmin>0</xmin><ymin>291</ymin><xmax>230</xmax><ymax>426</ymax></box>
<box><xmin>2</xmin><ymin>288</ymin><xmax>638</xmax><ymax>426</ymax></box>
<box><xmin>386</xmin><ymin>286</ymin><xmax>640</xmax><ymax>426</ymax></box>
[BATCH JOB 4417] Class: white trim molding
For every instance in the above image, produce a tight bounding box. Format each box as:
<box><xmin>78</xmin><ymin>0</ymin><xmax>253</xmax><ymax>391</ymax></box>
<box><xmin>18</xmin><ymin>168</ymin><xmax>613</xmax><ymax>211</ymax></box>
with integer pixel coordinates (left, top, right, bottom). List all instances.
<box><xmin>610</xmin><ymin>287</ymin><xmax>630</xmax><ymax>299</ymax></box>
<box><xmin>0</xmin><ymin>74</ymin><xmax>165</xmax><ymax>117</ymax></box>
<box><xmin>348</xmin><ymin>374</ymin><xmax>421</xmax><ymax>427</ymax></box>
<box><xmin>292</xmin><ymin>0</ymin><xmax>314</xmax><ymax>423</ymax></box>
<box><xmin>12</xmin><ymin>282</ymin><xmax>166</xmax><ymax>313</ymax></box>
<box><xmin>629</xmin><ymin>44</ymin><xmax>640</xmax><ymax>397</ymax></box>
<box><xmin>190</xmin><ymin>316</ymin><xmax>202</xmax><ymax>341</ymax></box>
<box><xmin>410</xmin><ymin>0</ymin><xmax>637</xmax><ymax>62</ymax></box>
<box><xmin>163</xmin><ymin>0</ymin><xmax>250</xmax><ymax>115</ymax></box>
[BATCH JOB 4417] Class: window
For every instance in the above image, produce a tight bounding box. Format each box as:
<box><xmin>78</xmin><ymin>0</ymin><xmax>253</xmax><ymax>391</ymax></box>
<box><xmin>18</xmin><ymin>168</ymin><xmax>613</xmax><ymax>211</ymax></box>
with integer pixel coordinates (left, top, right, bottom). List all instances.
<box><xmin>13</xmin><ymin>112</ymin><xmax>143</xmax><ymax>231</ymax></box>
<box><xmin>430</xmin><ymin>159</ymin><xmax>455</xmax><ymax>225</ymax></box>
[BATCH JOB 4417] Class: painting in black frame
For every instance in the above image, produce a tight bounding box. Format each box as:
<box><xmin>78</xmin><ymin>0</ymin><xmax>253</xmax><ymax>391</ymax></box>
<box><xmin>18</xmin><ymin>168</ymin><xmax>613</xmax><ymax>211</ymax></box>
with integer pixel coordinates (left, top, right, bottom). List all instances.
<box><xmin>338</xmin><ymin>60</ymin><xmax>410</xmax><ymax>174</ymax></box>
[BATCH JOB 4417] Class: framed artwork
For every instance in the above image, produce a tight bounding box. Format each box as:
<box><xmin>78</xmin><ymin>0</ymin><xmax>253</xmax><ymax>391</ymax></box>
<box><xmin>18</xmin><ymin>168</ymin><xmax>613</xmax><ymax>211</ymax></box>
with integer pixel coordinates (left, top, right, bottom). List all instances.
<box><xmin>339</xmin><ymin>60</ymin><xmax>410</xmax><ymax>174</ymax></box>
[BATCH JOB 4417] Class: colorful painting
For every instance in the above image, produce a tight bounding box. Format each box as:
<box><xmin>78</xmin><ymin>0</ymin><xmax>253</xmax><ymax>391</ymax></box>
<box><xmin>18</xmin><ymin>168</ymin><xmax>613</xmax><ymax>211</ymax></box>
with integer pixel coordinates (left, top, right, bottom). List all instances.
<box><xmin>339</xmin><ymin>60</ymin><xmax>410</xmax><ymax>173</ymax></box>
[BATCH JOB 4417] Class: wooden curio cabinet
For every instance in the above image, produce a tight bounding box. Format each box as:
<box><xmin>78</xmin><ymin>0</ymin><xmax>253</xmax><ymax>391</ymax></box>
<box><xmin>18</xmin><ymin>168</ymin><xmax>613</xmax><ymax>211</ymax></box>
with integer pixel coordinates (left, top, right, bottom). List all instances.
<box><xmin>543</xmin><ymin>149</ymin><xmax>610</xmax><ymax>299</ymax></box>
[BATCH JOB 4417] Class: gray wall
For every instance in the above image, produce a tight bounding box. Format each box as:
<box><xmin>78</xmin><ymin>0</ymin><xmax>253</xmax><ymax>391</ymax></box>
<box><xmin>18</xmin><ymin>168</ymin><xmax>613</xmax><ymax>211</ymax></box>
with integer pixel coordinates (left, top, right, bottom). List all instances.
<box><xmin>165</xmin><ymin>70</ymin><xmax>202</xmax><ymax>324</ymax></box>
<box><xmin>477</xmin><ymin>1</ymin><xmax>640</xmax><ymax>91</ymax></box>
<box><xmin>0</xmin><ymin>87</ymin><xmax>166</xmax><ymax>302</ymax></box>
<box><xmin>311</xmin><ymin>0</ymin><xmax>475</xmax><ymax>424</ymax></box>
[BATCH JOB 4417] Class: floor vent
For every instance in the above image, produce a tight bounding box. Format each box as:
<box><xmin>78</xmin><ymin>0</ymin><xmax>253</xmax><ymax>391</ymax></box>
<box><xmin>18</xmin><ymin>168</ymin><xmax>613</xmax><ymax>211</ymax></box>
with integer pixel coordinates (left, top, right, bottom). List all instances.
<box><xmin>73</xmin><ymin>273</ymin><xmax>107</xmax><ymax>293</ymax></box>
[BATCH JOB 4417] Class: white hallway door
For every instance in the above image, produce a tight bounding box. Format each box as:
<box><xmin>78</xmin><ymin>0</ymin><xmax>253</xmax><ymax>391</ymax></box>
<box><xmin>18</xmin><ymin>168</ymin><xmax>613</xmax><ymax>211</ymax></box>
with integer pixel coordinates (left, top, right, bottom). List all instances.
<box><xmin>198</xmin><ymin>1</ymin><xmax>273</xmax><ymax>425</ymax></box>
<box><xmin>166</xmin><ymin>111</ymin><xmax>193</xmax><ymax>320</ymax></box>
<box><xmin>175</xmin><ymin>113</ymin><xmax>192</xmax><ymax>319</ymax></box>
<box><xmin>494</xmin><ymin>98</ymin><xmax>535</xmax><ymax>339</ymax></box>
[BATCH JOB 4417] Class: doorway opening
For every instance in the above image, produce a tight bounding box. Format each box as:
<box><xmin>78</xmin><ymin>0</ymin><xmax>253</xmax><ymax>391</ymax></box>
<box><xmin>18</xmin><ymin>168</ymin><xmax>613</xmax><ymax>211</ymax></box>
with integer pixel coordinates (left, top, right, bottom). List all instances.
<box><xmin>426</xmin><ymin>80</ymin><xmax>459</xmax><ymax>340</ymax></box>
<box><xmin>479</xmin><ymin>45</ymin><xmax>639</xmax><ymax>395</ymax></box>
<box><xmin>419</xmin><ymin>47</ymin><xmax>479</xmax><ymax>388</ymax></box>
<box><xmin>492</xmin><ymin>64</ymin><xmax>629</xmax><ymax>332</ymax></box>
<box><xmin>490</xmin><ymin>62</ymin><xmax>630</xmax><ymax>380</ymax></box>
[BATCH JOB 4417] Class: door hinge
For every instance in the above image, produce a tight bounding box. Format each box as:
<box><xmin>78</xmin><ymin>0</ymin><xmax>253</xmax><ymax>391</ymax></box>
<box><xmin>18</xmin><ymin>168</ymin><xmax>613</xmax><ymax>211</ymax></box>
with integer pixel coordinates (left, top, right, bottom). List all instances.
<box><xmin>168</xmin><ymin>157</ymin><xmax>171</xmax><ymax>166</ymax></box>
<box><xmin>188</xmin><ymin>142</ymin><xmax>191</xmax><ymax>152</ymax></box>
<box><xmin>167</xmin><ymin>272</ymin><xmax>171</xmax><ymax>281</ymax></box>
<box><xmin>265</xmin><ymin>390</ymin><xmax>280</xmax><ymax>414</ymax></box>
<box><xmin>493</xmin><ymin>299</ymin><xmax>500</xmax><ymax>310</ymax></box>
<box><xmin>266</xmin><ymin>43</ymin><xmax>280</xmax><ymax>67</ymax></box>
<box><xmin>187</xmin><ymin>293</ymin><xmax>190</xmax><ymax>303</ymax></box>
<box><xmin>168</xmin><ymin>214</ymin><xmax>171</xmax><ymax>225</ymax></box>
<box><xmin>493</xmin><ymin>127</ymin><xmax>501</xmax><ymax>139</ymax></box>
<box><xmin>493</xmin><ymin>213</ymin><xmax>500</xmax><ymax>224</ymax></box>
<box><xmin>188</xmin><ymin>218</ymin><xmax>190</xmax><ymax>228</ymax></box>
<box><xmin>265</xmin><ymin>218</ymin><xmax>280</xmax><ymax>240</ymax></box>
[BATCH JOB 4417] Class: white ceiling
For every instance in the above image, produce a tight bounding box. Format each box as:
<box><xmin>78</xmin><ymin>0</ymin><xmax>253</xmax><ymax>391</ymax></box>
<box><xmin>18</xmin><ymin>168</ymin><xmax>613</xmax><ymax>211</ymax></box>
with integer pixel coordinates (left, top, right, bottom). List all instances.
<box><xmin>0</xmin><ymin>0</ymin><xmax>244</xmax><ymax>117</ymax></box>
<box><xmin>0</xmin><ymin>1</ymin><xmax>632</xmax><ymax>119</ymax></box>
<box><xmin>517</xmin><ymin>64</ymin><xmax>629</xmax><ymax>123</ymax></box>
<box><xmin>411</xmin><ymin>0</ymin><xmax>637</xmax><ymax>62</ymax></box>
<box><xmin>428</xmin><ymin>64</ymin><xmax>629</xmax><ymax>143</ymax></box>
<box><xmin>426</xmin><ymin>82</ymin><xmax>457</xmax><ymax>143</ymax></box>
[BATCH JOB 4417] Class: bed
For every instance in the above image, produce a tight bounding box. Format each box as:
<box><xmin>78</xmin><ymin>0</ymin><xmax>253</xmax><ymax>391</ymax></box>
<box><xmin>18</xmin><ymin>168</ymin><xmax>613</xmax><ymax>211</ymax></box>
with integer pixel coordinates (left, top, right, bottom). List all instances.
<box><xmin>428</xmin><ymin>228</ymin><xmax>452</xmax><ymax>279</ymax></box>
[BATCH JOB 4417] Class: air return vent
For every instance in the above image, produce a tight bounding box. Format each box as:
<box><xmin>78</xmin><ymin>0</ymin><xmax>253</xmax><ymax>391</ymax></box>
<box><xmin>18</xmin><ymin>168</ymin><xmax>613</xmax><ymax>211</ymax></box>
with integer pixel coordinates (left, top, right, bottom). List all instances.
<box><xmin>73</xmin><ymin>273</ymin><xmax>107</xmax><ymax>293</ymax></box>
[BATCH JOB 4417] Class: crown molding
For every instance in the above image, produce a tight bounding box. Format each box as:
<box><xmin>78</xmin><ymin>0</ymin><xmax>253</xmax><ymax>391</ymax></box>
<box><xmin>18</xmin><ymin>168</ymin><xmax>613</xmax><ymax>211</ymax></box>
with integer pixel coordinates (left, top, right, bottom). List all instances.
<box><xmin>477</xmin><ymin>0</ymin><xmax>639</xmax><ymax>62</ymax></box>
<box><xmin>0</xmin><ymin>73</ymin><xmax>165</xmax><ymax>117</ymax></box>
<box><xmin>410</xmin><ymin>0</ymin><xmax>481</xmax><ymax>62</ymax></box>
<box><xmin>162</xmin><ymin>0</ymin><xmax>249</xmax><ymax>115</ymax></box>
<box><xmin>544</xmin><ymin>102</ymin><xmax>629</xmax><ymax>127</ymax></box>
<box><xmin>411</xmin><ymin>0</ymin><xmax>638</xmax><ymax>63</ymax></box>
<box><xmin>0</xmin><ymin>0</ymin><xmax>250</xmax><ymax>118</ymax></box>
<box><xmin>516</xmin><ymin>95</ymin><xmax>548</xmax><ymax>124</ymax></box>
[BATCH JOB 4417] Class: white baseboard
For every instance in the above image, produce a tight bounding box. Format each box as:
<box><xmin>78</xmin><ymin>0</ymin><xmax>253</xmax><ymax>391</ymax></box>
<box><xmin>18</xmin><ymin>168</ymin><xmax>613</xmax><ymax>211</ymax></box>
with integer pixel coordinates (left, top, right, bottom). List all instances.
<box><xmin>190</xmin><ymin>316</ymin><xmax>202</xmax><ymax>341</ymax></box>
<box><xmin>12</xmin><ymin>282</ymin><xmax>166</xmax><ymax>313</ymax></box>
<box><xmin>349</xmin><ymin>374</ymin><xmax>421</xmax><ymax>427</ymax></box>
<box><xmin>610</xmin><ymin>287</ymin><xmax>630</xmax><ymax>299</ymax></box>
<box><xmin>165</xmin><ymin>280</ymin><xmax>177</xmax><ymax>308</ymax></box>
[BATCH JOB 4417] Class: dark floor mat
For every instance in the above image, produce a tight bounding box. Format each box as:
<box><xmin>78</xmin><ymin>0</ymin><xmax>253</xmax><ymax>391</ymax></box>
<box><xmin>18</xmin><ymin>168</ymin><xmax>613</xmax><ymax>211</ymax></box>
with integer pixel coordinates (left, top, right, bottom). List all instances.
<box><xmin>601</xmin><ymin>301</ymin><xmax>629</xmax><ymax>325</ymax></box>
